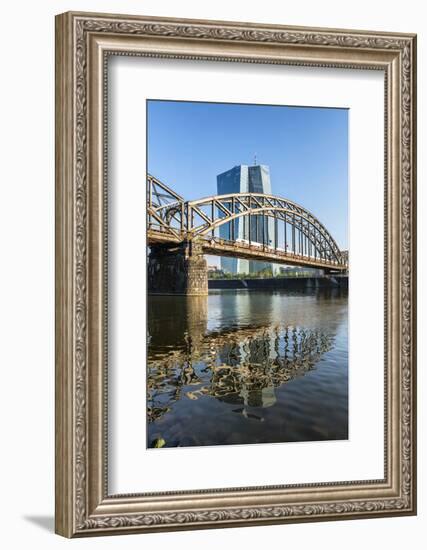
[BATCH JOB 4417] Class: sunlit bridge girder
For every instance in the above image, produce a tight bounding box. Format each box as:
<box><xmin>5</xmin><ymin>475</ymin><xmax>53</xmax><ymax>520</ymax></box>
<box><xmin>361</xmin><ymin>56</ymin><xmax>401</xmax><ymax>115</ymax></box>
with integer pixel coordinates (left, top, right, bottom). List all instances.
<box><xmin>147</xmin><ymin>173</ymin><xmax>348</xmax><ymax>270</ymax></box>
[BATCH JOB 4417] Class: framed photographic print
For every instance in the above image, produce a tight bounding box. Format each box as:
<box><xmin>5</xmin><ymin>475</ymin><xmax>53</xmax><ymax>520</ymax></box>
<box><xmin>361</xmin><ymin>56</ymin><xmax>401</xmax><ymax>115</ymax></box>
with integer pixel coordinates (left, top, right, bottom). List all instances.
<box><xmin>55</xmin><ymin>11</ymin><xmax>417</xmax><ymax>537</ymax></box>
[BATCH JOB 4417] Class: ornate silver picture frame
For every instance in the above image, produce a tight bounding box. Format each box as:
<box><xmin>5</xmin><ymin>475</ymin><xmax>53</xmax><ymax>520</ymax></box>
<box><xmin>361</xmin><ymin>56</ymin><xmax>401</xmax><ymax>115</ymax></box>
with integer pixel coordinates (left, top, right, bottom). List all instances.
<box><xmin>55</xmin><ymin>11</ymin><xmax>417</xmax><ymax>537</ymax></box>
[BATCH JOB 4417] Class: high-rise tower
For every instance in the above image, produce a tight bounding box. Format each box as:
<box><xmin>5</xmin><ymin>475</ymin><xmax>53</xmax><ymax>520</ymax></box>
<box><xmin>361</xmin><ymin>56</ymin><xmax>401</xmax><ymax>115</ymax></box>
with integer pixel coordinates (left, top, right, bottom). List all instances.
<box><xmin>216</xmin><ymin>164</ymin><xmax>274</xmax><ymax>274</ymax></box>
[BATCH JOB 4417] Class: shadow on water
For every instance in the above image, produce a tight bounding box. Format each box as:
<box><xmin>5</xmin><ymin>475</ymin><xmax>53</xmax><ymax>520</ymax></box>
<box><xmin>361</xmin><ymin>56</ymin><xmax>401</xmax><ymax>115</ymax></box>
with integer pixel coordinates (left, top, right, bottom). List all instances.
<box><xmin>147</xmin><ymin>288</ymin><xmax>348</xmax><ymax>448</ymax></box>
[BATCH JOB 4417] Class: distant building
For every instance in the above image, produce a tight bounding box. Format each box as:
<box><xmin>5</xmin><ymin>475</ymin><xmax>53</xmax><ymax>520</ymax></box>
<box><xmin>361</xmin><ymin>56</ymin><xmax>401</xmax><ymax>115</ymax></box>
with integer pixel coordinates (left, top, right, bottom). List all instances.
<box><xmin>277</xmin><ymin>266</ymin><xmax>322</xmax><ymax>277</ymax></box>
<box><xmin>216</xmin><ymin>164</ymin><xmax>274</xmax><ymax>274</ymax></box>
<box><xmin>207</xmin><ymin>265</ymin><xmax>225</xmax><ymax>279</ymax></box>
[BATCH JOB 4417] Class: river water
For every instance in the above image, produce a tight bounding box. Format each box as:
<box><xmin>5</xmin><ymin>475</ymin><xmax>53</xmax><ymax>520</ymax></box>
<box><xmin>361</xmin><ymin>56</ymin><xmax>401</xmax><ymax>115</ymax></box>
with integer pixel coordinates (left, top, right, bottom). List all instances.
<box><xmin>147</xmin><ymin>289</ymin><xmax>348</xmax><ymax>448</ymax></box>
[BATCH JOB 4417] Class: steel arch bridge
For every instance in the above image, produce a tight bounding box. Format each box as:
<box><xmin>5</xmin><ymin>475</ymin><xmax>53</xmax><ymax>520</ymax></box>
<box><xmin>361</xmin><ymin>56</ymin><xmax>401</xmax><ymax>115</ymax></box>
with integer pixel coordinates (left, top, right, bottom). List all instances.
<box><xmin>147</xmin><ymin>174</ymin><xmax>347</xmax><ymax>272</ymax></box>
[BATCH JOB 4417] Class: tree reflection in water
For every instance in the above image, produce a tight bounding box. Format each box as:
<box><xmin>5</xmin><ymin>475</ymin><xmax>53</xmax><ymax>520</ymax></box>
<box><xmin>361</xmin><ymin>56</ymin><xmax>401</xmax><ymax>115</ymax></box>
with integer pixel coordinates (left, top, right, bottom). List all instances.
<box><xmin>147</xmin><ymin>295</ymin><xmax>334</xmax><ymax>430</ymax></box>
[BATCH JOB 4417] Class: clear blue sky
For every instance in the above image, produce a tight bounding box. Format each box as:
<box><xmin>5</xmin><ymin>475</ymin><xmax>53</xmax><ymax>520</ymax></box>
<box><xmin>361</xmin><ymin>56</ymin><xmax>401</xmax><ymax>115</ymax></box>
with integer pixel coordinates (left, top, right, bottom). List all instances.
<box><xmin>147</xmin><ymin>100</ymin><xmax>348</xmax><ymax>256</ymax></box>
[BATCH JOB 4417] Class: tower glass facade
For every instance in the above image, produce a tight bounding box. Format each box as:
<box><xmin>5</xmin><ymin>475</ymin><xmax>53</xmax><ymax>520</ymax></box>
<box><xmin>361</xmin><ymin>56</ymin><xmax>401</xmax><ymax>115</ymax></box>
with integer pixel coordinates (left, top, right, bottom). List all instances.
<box><xmin>216</xmin><ymin>165</ymin><xmax>274</xmax><ymax>275</ymax></box>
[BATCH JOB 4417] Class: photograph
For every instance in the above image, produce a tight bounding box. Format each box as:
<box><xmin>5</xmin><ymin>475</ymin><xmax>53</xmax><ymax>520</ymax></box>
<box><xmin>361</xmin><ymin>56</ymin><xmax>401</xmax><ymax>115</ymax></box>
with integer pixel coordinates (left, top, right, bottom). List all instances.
<box><xmin>146</xmin><ymin>100</ymin><xmax>349</xmax><ymax>449</ymax></box>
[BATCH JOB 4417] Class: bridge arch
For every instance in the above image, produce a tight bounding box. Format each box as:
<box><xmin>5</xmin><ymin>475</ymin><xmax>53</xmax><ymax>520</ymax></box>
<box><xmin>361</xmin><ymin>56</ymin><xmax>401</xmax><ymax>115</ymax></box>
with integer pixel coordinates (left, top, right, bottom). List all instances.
<box><xmin>186</xmin><ymin>194</ymin><xmax>341</xmax><ymax>264</ymax></box>
<box><xmin>147</xmin><ymin>175</ymin><xmax>347</xmax><ymax>267</ymax></box>
<box><xmin>192</xmin><ymin>204</ymin><xmax>339</xmax><ymax>262</ymax></box>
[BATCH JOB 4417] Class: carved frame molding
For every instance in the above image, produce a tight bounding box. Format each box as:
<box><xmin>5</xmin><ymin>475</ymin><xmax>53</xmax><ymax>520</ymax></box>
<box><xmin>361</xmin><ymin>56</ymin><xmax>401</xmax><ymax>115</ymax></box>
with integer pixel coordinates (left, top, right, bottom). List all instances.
<box><xmin>55</xmin><ymin>11</ymin><xmax>416</xmax><ymax>537</ymax></box>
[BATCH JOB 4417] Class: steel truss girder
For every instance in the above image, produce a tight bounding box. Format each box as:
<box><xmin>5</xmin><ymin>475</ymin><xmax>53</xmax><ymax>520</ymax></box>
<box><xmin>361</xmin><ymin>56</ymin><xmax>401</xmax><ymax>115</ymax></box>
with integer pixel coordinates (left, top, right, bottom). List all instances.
<box><xmin>187</xmin><ymin>200</ymin><xmax>342</xmax><ymax>263</ymax></box>
<box><xmin>147</xmin><ymin>176</ymin><xmax>345</xmax><ymax>266</ymax></box>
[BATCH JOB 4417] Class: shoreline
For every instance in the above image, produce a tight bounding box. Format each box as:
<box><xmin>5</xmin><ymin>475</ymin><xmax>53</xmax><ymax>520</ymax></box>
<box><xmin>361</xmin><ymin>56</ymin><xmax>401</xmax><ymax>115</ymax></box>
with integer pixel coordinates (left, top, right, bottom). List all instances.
<box><xmin>208</xmin><ymin>276</ymin><xmax>348</xmax><ymax>291</ymax></box>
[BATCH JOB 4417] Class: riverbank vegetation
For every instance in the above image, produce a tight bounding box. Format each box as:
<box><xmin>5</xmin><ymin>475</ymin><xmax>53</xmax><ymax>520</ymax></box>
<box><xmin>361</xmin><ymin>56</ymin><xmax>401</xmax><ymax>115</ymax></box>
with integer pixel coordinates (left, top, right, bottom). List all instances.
<box><xmin>208</xmin><ymin>268</ymin><xmax>322</xmax><ymax>280</ymax></box>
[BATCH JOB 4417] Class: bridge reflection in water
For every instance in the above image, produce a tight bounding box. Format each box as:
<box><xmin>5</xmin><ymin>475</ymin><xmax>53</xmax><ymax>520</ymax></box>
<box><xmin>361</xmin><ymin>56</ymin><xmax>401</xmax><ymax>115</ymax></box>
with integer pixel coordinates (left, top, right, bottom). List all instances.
<box><xmin>147</xmin><ymin>289</ymin><xmax>348</xmax><ymax>448</ymax></box>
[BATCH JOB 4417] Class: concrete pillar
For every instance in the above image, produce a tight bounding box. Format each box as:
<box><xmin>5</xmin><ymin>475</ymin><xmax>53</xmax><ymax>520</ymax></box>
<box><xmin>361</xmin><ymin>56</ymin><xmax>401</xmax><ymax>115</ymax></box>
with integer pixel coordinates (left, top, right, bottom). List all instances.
<box><xmin>148</xmin><ymin>241</ymin><xmax>208</xmax><ymax>296</ymax></box>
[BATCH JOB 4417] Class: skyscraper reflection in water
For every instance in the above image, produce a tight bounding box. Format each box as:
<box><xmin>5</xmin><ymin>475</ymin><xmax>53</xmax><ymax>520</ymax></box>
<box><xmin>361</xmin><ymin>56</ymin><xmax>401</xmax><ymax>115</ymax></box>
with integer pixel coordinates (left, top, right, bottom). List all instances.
<box><xmin>147</xmin><ymin>289</ymin><xmax>348</xmax><ymax>447</ymax></box>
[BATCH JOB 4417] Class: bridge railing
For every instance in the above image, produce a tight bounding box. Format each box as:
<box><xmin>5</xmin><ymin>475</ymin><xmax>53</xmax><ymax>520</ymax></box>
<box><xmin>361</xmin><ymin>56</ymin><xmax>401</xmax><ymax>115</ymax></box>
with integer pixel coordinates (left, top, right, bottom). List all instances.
<box><xmin>197</xmin><ymin>235</ymin><xmax>346</xmax><ymax>267</ymax></box>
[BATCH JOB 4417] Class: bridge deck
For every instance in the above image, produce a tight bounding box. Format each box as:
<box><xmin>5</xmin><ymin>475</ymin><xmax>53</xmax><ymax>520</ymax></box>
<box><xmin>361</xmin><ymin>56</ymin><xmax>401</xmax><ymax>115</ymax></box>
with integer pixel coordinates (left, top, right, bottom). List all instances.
<box><xmin>148</xmin><ymin>230</ymin><xmax>348</xmax><ymax>271</ymax></box>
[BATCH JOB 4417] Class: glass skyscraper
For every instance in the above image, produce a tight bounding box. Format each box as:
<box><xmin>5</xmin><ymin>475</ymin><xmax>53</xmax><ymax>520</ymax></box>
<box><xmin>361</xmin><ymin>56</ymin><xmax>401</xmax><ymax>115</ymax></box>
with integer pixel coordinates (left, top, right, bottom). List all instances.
<box><xmin>216</xmin><ymin>164</ymin><xmax>274</xmax><ymax>274</ymax></box>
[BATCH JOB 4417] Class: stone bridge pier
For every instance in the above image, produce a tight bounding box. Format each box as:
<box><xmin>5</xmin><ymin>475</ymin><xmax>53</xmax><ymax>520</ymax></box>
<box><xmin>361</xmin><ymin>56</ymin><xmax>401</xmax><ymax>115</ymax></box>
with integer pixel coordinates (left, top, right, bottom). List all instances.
<box><xmin>148</xmin><ymin>241</ymin><xmax>208</xmax><ymax>296</ymax></box>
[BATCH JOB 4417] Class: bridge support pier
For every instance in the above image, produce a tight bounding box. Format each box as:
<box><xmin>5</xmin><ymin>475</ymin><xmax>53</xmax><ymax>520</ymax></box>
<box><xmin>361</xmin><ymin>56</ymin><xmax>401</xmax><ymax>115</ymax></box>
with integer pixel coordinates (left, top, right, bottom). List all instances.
<box><xmin>148</xmin><ymin>241</ymin><xmax>208</xmax><ymax>296</ymax></box>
